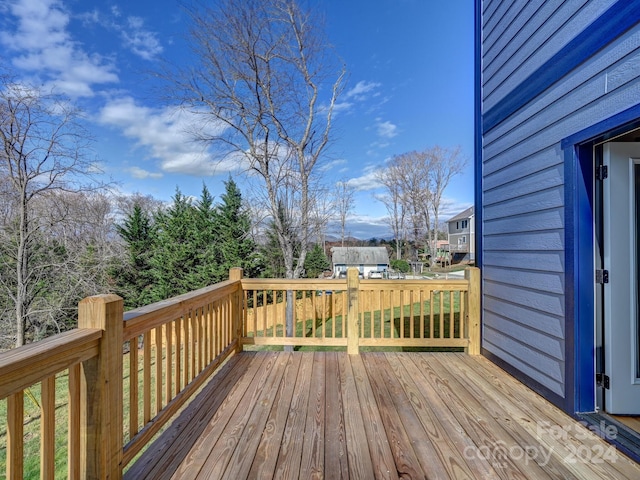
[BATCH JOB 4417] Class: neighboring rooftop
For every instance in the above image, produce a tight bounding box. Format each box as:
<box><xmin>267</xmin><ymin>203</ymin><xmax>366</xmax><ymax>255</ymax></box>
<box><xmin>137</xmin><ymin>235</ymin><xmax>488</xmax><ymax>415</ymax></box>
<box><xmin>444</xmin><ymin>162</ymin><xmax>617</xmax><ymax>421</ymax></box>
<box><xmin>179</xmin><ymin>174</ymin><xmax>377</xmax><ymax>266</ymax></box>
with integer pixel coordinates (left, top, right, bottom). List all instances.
<box><xmin>330</xmin><ymin>246</ymin><xmax>390</xmax><ymax>265</ymax></box>
<box><xmin>447</xmin><ymin>206</ymin><xmax>474</xmax><ymax>223</ymax></box>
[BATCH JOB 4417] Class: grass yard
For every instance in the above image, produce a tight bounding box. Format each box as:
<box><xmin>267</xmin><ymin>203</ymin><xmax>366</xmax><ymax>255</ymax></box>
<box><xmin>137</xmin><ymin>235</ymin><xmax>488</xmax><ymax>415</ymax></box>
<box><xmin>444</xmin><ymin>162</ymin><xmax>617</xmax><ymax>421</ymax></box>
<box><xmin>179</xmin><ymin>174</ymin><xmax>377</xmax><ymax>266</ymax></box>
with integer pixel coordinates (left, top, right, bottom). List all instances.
<box><xmin>0</xmin><ymin>346</ymin><xmax>169</xmax><ymax>479</ymax></box>
<box><xmin>245</xmin><ymin>292</ymin><xmax>465</xmax><ymax>353</ymax></box>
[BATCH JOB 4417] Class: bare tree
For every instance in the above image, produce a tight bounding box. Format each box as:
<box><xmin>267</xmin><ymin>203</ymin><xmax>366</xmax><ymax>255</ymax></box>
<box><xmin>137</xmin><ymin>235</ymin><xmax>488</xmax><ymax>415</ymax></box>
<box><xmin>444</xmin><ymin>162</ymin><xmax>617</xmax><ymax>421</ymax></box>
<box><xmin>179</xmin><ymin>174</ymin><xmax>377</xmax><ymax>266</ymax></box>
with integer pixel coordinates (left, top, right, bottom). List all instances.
<box><xmin>377</xmin><ymin>146</ymin><xmax>465</xmax><ymax>264</ymax></box>
<box><xmin>380</xmin><ymin>151</ymin><xmax>431</xmax><ymax>259</ymax></box>
<box><xmin>427</xmin><ymin>145</ymin><xmax>465</xmax><ymax>255</ymax></box>
<box><xmin>309</xmin><ymin>181</ymin><xmax>334</xmax><ymax>256</ymax></box>
<box><xmin>173</xmin><ymin>0</ymin><xmax>345</xmax><ymax>281</ymax></box>
<box><xmin>114</xmin><ymin>192</ymin><xmax>165</xmax><ymax>220</ymax></box>
<box><xmin>375</xmin><ymin>167</ymin><xmax>406</xmax><ymax>260</ymax></box>
<box><xmin>334</xmin><ymin>179</ymin><xmax>355</xmax><ymax>247</ymax></box>
<box><xmin>0</xmin><ymin>79</ymin><xmax>102</xmax><ymax>347</ymax></box>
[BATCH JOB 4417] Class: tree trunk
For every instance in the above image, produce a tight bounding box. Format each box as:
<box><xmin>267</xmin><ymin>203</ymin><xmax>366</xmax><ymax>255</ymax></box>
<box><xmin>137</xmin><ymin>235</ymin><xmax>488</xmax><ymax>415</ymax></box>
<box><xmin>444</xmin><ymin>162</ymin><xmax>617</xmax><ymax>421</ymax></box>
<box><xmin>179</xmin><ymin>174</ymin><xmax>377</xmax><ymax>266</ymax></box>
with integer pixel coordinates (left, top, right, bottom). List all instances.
<box><xmin>15</xmin><ymin>195</ymin><xmax>28</xmax><ymax>348</ymax></box>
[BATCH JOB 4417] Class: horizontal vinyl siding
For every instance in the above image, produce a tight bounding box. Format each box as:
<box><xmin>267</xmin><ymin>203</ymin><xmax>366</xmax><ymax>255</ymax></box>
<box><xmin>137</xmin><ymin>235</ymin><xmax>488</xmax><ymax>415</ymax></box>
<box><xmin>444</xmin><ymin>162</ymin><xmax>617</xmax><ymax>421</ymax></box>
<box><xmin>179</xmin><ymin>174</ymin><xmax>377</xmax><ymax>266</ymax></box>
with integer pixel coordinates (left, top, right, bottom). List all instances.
<box><xmin>482</xmin><ymin>328</ymin><xmax>565</xmax><ymax>395</ymax></box>
<box><xmin>483</xmin><ymin>265</ymin><xmax>564</xmax><ymax>294</ymax></box>
<box><xmin>483</xmin><ymin>209</ymin><xmax>564</xmax><ymax>235</ymax></box>
<box><xmin>480</xmin><ymin>1</ymin><xmax>640</xmax><ymax>399</ymax></box>
<box><xmin>485</xmin><ymin>23</ymin><xmax>640</xmax><ymax>146</ymax></box>
<box><xmin>483</xmin><ymin>251</ymin><xmax>564</xmax><ymax>272</ymax></box>
<box><xmin>482</xmin><ymin>0</ymin><xmax>518</xmax><ymax>46</ymax></box>
<box><xmin>483</xmin><ymin>0</ymin><xmax>567</xmax><ymax>87</ymax></box>
<box><xmin>484</xmin><ymin>163</ymin><xmax>564</xmax><ymax>205</ymax></box>
<box><xmin>483</xmin><ymin>0</ymin><xmax>616</xmax><ymax>110</ymax></box>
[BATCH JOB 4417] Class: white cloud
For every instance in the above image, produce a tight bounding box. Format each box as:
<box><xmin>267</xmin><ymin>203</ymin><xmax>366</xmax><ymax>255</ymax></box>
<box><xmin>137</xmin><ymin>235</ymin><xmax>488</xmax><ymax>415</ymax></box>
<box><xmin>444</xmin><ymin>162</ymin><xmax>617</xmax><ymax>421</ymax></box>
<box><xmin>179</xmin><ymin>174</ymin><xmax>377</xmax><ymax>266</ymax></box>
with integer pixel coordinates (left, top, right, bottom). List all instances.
<box><xmin>127</xmin><ymin>166</ymin><xmax>163</xmax><ymax>179</ymax></box>
<box><xmin>78</xmin><ymin>7</ymin><xmax>163</xmax><ymax>61</ymax></box>
<box><xmin>120</xmin><ymin>16</ymin><xmax>162</xmax><ymax>60</ymax></box>
<box><xmin>0</xmin><ymin>0</ymin><xmax>118</xmax><ymax>97</ymax></box>
<box><xmin>376</xmin><ymin>120</ymin><xmax>398</xmax><ymax>139</ymax></box>
<box><xmin>322</xmin><ymin>80</ymin><xmax>380</xmax><ymax>116</ymax></box>
<box><xmin>98</xmin><ymin>97</ymin><xmax>242</xmax><ymax>176</ymax></box>
<box><xmin>330</xmin><ymin>100</ymin><xmax>354</xmax><ymax>114</ymax></box>
<box><xmin>344</xmin><ymin>165</ymin><xmax>382</xmax><ymax>191</ymax></box>
<box><xmin>345</xmin><ymin>80</ymin><xmax>381</xmax><ymax>100</ymax></box>
<box><xmin>318</xmin><ymin>158</ymin><xmax>347</xmax><ymax>173</ymax></box>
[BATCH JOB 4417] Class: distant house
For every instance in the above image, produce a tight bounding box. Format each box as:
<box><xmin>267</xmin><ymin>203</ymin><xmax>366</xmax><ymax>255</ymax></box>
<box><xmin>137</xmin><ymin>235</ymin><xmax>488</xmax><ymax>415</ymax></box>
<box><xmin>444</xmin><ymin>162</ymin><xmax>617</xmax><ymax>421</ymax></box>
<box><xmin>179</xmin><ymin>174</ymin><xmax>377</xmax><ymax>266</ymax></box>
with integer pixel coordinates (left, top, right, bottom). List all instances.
<box><xmin>330</xmin><ymin>247</ymin><xmax>390</xmax><ymax>278</ymax></box>
<box><xmin>447</xmin><ymin>206</ymin><xmax>475</xmax><ymax>262</ymax></box>
<box><xmin>477</xmin><ymin>0</ymin><xmax>640</xmax><ymax>454</ymax></box>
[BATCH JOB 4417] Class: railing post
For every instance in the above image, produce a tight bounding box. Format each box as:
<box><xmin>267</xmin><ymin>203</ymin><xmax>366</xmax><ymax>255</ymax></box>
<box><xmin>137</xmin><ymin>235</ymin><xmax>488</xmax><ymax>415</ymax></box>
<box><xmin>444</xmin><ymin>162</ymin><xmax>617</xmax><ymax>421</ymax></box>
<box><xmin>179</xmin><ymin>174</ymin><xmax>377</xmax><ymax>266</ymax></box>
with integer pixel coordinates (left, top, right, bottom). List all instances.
<box><xmin>347</xmin><ymin>267</ymin><xmax>360</xmax><ymax>355</ymax></box>
<box><xmin>78</xmin><ymin>294</ymin><xmax>123</xmax><ymax>479</ymax></box>
<box><xmin>229</xmin><ymin>268</ymin><xmax>244</xmax><ymax>353</ymax></box>
<box><xmin>465</xmin><ymin>267</ymin><xmax>481</xmax><ymax>355</ymax></box>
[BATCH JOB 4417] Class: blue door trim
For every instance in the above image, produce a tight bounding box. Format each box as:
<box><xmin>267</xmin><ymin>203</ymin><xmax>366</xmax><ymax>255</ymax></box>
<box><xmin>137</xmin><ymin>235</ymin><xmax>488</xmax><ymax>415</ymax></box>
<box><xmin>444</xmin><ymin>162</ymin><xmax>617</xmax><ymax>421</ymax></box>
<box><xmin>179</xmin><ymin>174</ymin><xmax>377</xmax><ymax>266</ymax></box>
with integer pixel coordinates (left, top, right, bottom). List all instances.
<box><xmin>563</xmin><ymin>103</ymin><xmax>640</xmax><ymax>413</ymax></box>
<box><xmin>563</xmin><ymin>143</ymin><xmax>595</xmax><ymax>414</ymax></box>
<box><xmin>484</xmin><ymin>1</ymin><xmax>640</xmax><ymax>133</ymax></box>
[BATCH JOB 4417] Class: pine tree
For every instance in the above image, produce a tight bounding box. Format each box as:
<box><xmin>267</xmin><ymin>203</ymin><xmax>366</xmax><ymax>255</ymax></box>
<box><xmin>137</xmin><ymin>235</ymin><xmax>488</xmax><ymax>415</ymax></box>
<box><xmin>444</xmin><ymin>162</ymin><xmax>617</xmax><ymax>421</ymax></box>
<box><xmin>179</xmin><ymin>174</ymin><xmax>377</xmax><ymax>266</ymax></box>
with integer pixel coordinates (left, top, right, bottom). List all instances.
<box><xmin>114</xmin><ymin>203</ymin><xmax>156</xmax><ymax>308</ymax></box>
<box><xmin>149</xmin><ymin>188</ymin><xmax>200</xmax><ymax>301</ymax></box>
<box><xmin>304</xmin><ymin>244</ymin><xmax>330</xmax><ymax>279</ymax></box>
<box><xmin>214</xmin><ymin>178</ymin><xmax>260</xmax><ymax>278</ymax></box>
<box><xmin>193</xmin><ymin>183</ymin><xmax>219</xmax><ymax>285</ymax></box>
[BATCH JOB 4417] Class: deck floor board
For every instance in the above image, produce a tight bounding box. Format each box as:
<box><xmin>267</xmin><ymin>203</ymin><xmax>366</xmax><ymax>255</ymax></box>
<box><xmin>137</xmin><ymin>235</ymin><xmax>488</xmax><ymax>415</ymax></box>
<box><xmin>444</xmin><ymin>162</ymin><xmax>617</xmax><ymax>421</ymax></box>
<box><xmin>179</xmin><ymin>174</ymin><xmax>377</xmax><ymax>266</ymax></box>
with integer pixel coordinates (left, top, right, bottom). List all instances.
<box><xmin>125</xmin><ymin>352</ymin><xmax>640</xmax><ymax>479</ymax></box>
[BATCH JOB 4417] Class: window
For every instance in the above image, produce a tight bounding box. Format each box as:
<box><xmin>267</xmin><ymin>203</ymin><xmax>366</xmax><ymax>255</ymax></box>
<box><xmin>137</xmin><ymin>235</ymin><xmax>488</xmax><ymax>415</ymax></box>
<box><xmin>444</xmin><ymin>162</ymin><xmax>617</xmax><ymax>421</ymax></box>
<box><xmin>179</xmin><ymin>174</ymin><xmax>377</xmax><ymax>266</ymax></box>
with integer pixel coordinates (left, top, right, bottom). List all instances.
<box><xmin>461</xmin><ymin>220</ymin><xmax>468</xmax><ymax>229</ymax></box>
<box><xmin>458</xmin><ymin>236</ymin><xmax>466</xmax><ymax>244</ymax></box>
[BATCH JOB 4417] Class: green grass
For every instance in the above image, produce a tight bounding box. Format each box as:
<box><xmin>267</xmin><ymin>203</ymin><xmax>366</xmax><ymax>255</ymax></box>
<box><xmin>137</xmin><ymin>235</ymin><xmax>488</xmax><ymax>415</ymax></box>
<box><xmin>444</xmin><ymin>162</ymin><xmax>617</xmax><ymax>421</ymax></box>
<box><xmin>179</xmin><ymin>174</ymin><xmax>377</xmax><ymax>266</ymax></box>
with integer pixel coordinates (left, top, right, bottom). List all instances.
<box><xmin>0</xmin><ymin>349</ymin><xmax>162</xmax><ymax>479</ymax></box>
<box><xmin>245</xmin><ymin>294</ymin><xmax>465</xmax><ymax>353</ymax></box>
<box><xmin>0</xmin><ymin>371</ymin><xmax>74</xmax><ymax>479</ymax></box>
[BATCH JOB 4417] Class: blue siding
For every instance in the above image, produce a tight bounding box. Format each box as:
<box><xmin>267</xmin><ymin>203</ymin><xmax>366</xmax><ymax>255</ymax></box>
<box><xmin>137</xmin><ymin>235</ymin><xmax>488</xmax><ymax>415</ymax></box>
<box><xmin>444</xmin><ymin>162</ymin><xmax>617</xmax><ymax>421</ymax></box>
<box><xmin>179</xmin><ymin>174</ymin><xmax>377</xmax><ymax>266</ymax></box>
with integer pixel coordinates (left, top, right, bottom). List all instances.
<box><xmin>481</xmin><ymin>330</ymin><xmax>565</xmax><ymax>395</ymax></box>
<box><xmin>483</xmin><ymin>251</ymin><xmax>564</xmax><ymax>272</ymax></box>
<box><xmin>484</xmin><ymin>0</ymin><xmax>640</xmax><ymax>127</ymax></box>
<box><xmin>484</xmin><ymin>0</ymin><xmax>616</xmax><ymax>111</ymax></box>
<box><xmin>483</xmin><ymin>209</ymin><xmax>564</xmax><ymax>235</ymax></box>
<box><xmin>479</xmin><ymin>0</ymin><xmax>640</xmax><ymax>407</ymax></box>
<box><xmin>483</xmin><ymin>1</ymin><xmax>562</xmax><ymax>67</ymax></box>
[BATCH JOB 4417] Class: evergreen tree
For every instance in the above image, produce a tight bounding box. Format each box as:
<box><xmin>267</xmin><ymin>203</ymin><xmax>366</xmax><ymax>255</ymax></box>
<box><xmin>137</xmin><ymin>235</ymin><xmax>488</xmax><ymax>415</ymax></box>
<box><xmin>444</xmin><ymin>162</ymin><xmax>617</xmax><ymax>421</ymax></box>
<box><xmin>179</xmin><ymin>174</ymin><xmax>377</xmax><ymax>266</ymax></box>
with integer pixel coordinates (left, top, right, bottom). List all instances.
<box><xmin>192</xmin><ymin>184</ymin><xmax>219</xmax><ymax>285</ymax></box>
<box><xmin>214</xmin><ymin>178</ymin><xmax>260</xmax><ymax>278</ymax></box>
<box><xmin>304</xmin><ymin>244</ymin><xmax>330</xmax><ymax>278</ymax></box>
<box><xmin>113</xmin><ymin>203</ymin><xmax>156</xmax><ymax>308</ymax></box>
<box><xmin>149</xmin><ymin>188</ymin><xmax>200</xmax><ymax>301</ymax></box>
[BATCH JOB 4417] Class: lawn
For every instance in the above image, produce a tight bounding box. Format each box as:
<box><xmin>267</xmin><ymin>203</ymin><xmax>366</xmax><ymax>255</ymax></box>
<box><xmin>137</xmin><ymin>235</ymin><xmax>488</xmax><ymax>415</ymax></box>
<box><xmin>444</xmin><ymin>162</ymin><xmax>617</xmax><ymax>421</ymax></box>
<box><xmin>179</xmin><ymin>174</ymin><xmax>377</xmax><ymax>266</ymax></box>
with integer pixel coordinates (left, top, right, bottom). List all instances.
<box><xmin>0</xmin><ymin>347</ymin><xmax>166</xmax><ymax>479</ymax></box>
<box><xmin>245</xmin><ymin>292</ymin><xmax>465</xmax><ymax>352</ymax></box>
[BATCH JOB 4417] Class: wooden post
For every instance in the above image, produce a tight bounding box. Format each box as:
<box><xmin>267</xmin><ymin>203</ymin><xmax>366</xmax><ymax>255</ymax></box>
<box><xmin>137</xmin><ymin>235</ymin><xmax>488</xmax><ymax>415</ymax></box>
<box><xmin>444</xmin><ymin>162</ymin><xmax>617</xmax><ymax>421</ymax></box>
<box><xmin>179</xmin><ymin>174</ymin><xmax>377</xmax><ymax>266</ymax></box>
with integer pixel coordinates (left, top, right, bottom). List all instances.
<box><xmin>229</xmin><ymin>268</ymin><xmax>244</xmax><ymax>353</ymax></box>
<box><xmin>347</xmin><ymin>267</ymin><xmax>360</xmax><ymax>355</ymax></box>
<box><xmin>78</xmin><ymin>294</ymin><xmax>124</xmax><ymax>480</ymax></box>
<box><xmin>465</xmin><ymin>267</ymin><xmax>481</xmax><ymax>355</ymax></box>
<box><xmin>7</xmin><ymin>392</ymin><xmax>24</xmax><ymax>479</ymax></box>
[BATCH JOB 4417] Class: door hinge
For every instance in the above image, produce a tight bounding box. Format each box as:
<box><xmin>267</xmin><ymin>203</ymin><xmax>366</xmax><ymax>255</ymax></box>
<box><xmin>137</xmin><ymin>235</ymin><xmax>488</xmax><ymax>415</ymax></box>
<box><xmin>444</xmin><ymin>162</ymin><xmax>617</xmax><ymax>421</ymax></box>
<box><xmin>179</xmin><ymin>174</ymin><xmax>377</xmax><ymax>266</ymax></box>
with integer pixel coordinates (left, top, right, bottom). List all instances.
<box><xmin>595</xmin><ymin>269</ymin><xmax>609</xmax><ymax>284</ymax></box>
<box><xmin>596</xmin><ymin>373</ymin><xmax>610</xmax><ymax>389</ymax></box>
<box><xmin>596</xmin><ymin>165</ymin><xmax>608</xmax><ymax>180</ymax></box>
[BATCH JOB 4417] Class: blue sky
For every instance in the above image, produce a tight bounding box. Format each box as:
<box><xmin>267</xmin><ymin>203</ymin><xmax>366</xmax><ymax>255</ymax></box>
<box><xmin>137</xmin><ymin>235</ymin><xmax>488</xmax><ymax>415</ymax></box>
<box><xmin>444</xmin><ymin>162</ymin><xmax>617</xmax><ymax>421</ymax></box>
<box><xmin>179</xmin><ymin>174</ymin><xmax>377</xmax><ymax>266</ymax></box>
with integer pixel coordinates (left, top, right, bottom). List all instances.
<box><xmin>0</xmin><ymin>0</ymin><xmax>474</xmax><ymax>239</ymax></box>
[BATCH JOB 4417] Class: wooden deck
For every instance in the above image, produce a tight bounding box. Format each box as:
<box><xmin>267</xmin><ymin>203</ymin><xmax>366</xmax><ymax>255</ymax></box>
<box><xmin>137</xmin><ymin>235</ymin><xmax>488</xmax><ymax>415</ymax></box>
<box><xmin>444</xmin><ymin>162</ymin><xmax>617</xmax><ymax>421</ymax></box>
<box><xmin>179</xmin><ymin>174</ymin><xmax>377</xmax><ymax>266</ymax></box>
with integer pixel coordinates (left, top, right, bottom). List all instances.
<box><xmin>125</xmin><ymin>352</ymin><xmax>640</xmax><ymax>479</ymax></box>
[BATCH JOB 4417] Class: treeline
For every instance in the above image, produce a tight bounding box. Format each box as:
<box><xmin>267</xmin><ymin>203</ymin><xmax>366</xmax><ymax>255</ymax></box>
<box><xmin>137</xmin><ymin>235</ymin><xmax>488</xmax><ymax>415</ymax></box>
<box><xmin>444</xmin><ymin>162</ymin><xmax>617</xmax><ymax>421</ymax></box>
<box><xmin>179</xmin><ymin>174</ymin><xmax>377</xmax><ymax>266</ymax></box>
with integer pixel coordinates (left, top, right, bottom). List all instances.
<box><xmin>0</xmin><ymin>177</ymin><xmax>331</xmax><ymax>350</ymax></box>
<box><xmin>112</xmin><ymin>180</ymin><xmax>261</xmax><ymax>309</ymax></box>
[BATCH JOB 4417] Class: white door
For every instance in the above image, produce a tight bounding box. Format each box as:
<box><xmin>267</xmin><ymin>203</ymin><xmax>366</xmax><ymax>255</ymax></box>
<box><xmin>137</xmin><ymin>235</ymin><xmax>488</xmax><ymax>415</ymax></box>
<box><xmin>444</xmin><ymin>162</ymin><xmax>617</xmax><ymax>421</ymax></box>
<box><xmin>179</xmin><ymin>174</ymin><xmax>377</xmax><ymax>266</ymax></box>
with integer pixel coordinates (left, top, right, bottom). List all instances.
<box><xmin>603</xmin><ymin>142</ymin><xmax>640</xmax><ymax>414</ymax></box>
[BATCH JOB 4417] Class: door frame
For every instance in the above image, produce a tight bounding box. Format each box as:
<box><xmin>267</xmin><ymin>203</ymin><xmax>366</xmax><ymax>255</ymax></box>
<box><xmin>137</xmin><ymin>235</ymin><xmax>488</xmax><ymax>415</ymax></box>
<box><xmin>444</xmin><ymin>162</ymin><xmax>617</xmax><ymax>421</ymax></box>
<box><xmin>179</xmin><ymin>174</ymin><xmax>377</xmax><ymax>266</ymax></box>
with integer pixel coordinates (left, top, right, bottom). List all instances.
<box><xmin>563</xmin><ymin>104</ymin><xmax>640</xmax><ymax>414</ymax></box>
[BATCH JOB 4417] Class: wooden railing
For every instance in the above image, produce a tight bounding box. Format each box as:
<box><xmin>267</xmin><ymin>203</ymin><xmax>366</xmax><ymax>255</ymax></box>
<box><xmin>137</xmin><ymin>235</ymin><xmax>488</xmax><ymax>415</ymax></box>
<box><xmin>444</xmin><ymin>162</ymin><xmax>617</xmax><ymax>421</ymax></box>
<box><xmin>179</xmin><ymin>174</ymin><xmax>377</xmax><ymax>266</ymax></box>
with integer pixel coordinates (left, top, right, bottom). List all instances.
<box><xmin>240</xmin><ymin>267</ymin><xmax>480</xmax><ymax>354</ymax></box>
<box><xmin>0</xmin><ymin>267</ymin><xmax>479</xmax><ymax>479</ymax></box>
<box><xmin>119</xmin><ymin>267</ymin><xmax>243</xmax><ymax>469</ymax></box>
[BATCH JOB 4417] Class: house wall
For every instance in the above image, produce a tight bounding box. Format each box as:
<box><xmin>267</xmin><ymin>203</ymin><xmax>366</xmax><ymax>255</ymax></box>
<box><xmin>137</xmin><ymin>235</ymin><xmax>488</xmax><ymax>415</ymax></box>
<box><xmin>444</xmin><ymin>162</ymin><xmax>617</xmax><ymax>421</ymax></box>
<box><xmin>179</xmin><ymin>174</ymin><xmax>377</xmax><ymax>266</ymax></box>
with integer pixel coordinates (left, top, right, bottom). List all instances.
<box><xmin>448</xmin><ymin>215</ymin><xmax>475</xmax><ymax>257</ymax></box>
<box><xmin>479</xmin><ymin>0</ymin><xmax>640</xmax><ymax>405</ymax></box>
